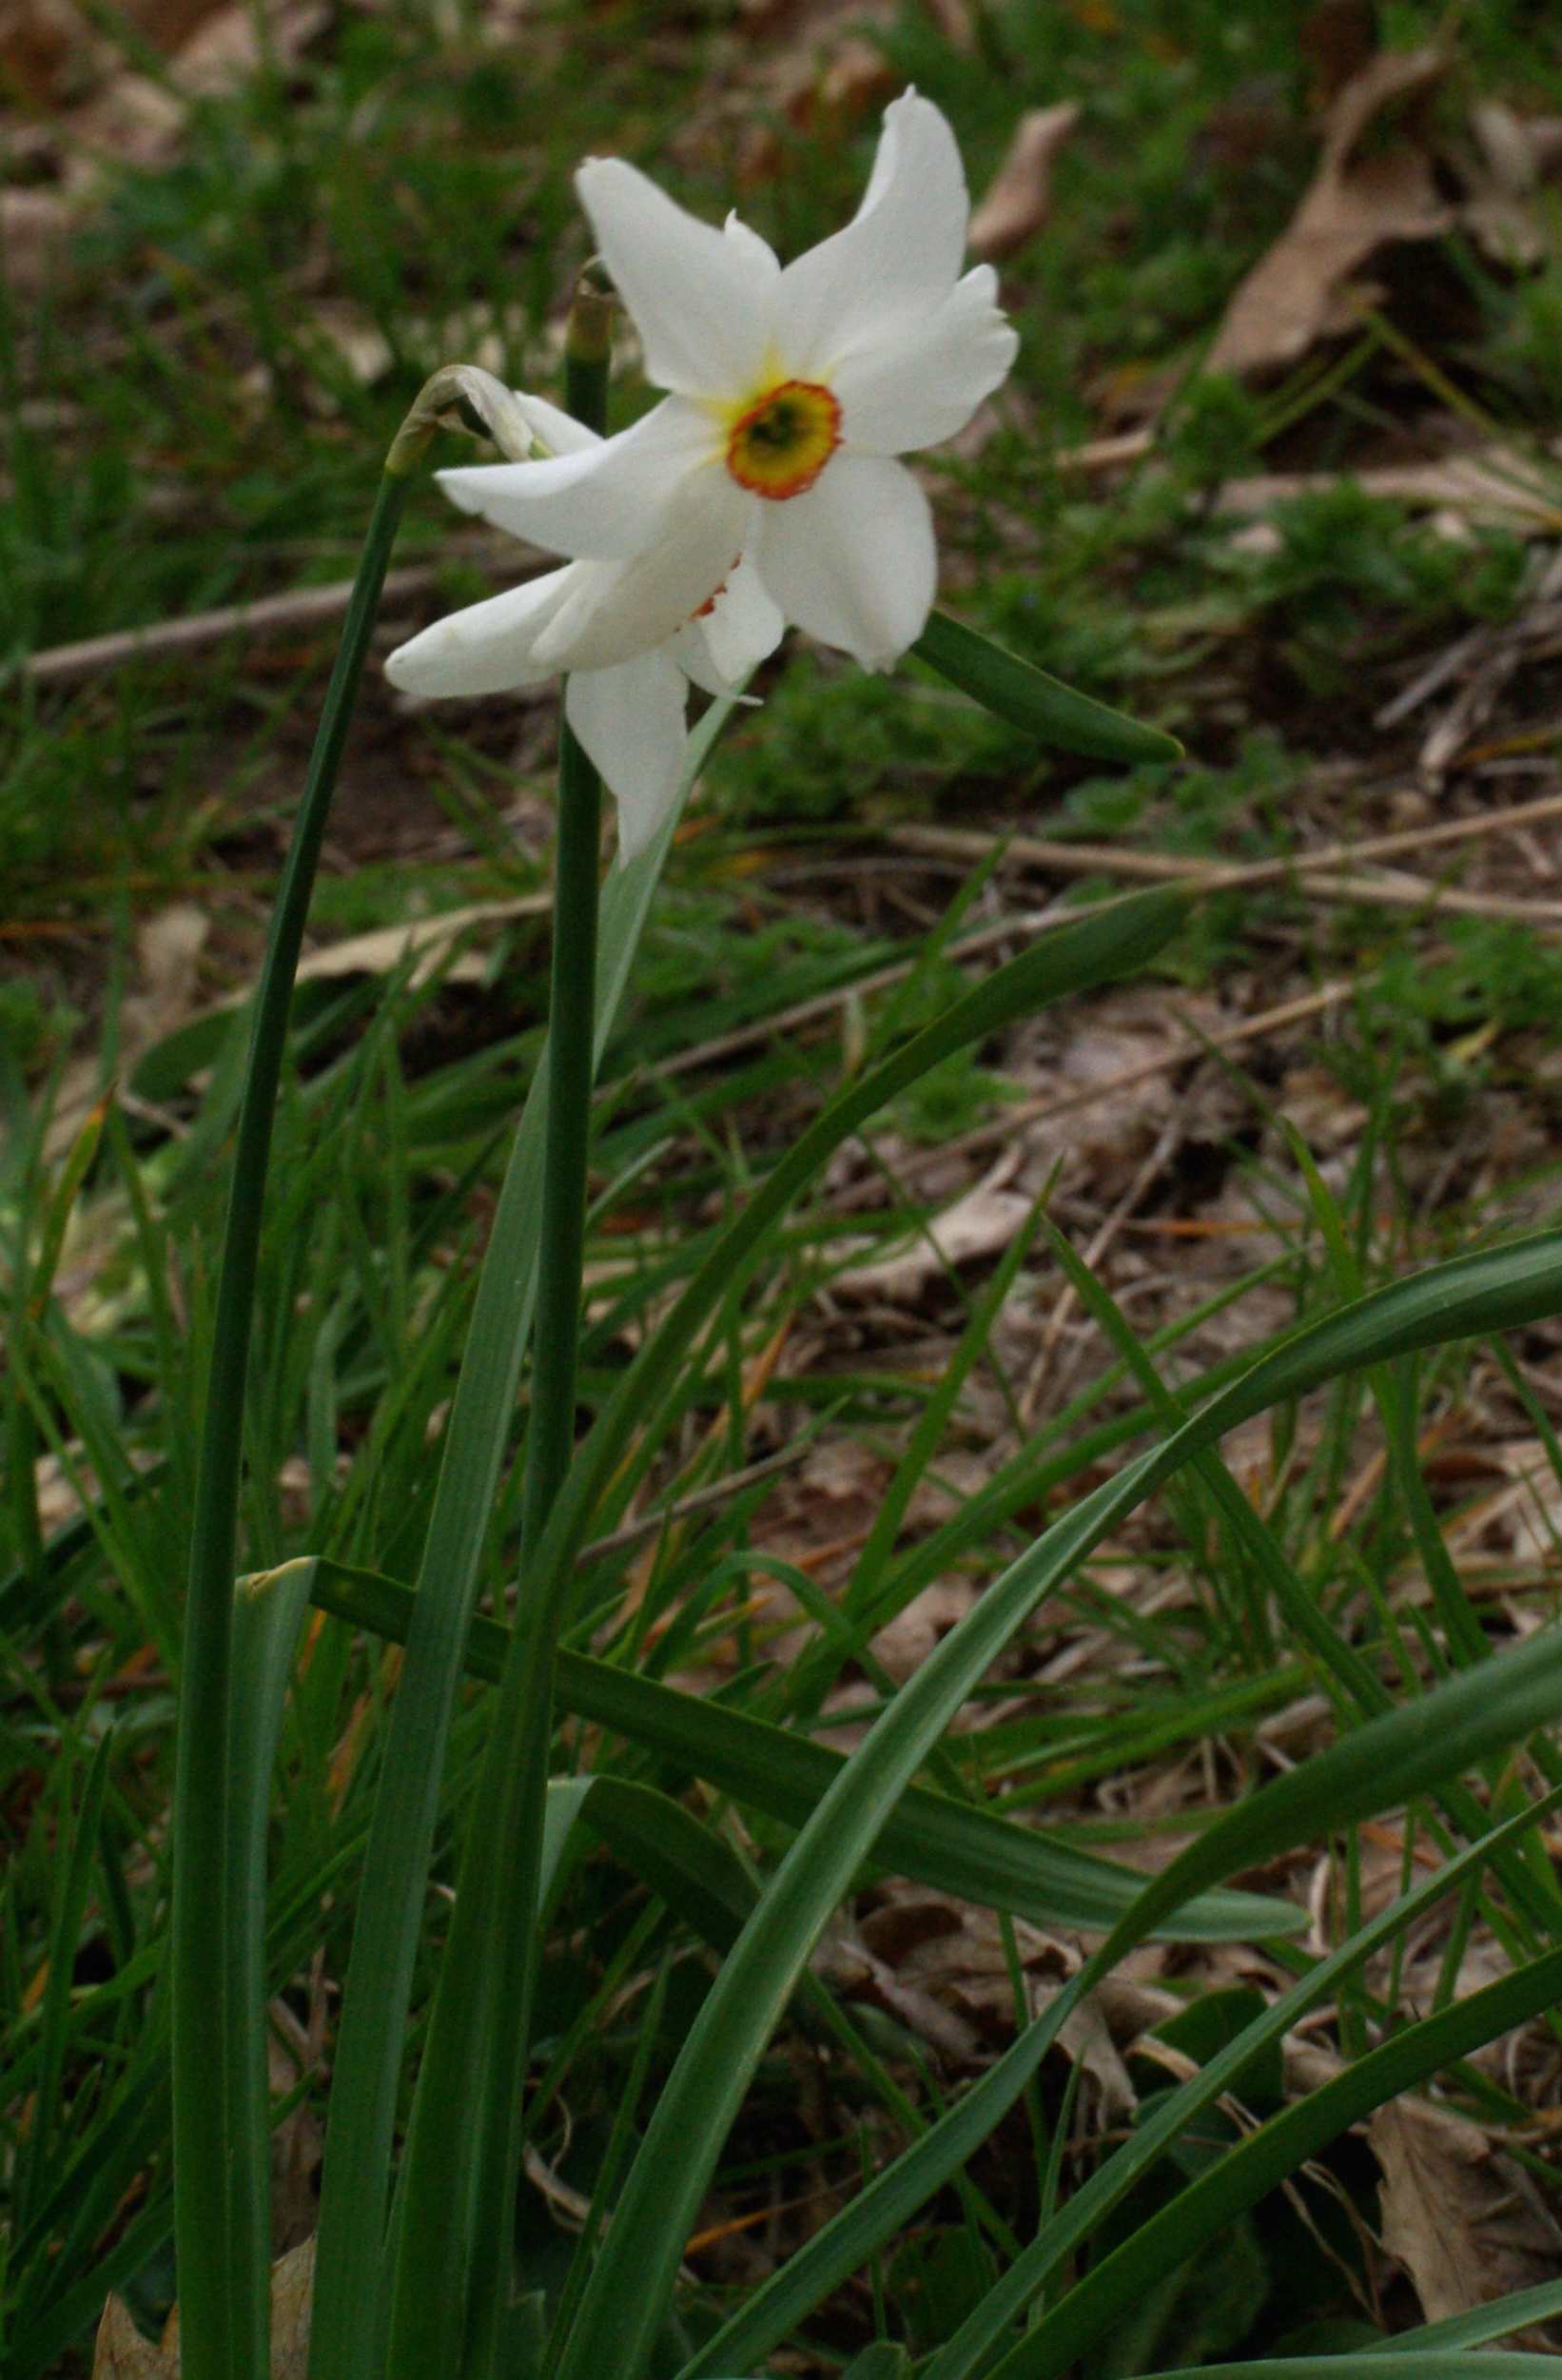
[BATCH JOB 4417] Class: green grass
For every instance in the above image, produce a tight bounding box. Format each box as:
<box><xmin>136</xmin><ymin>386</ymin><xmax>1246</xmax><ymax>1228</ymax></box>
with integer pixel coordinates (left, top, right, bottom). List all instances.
<box><xmin>12</xmin><ymin>0</ymin><xmax>1562</xmax><ymax>2370</ymax></box>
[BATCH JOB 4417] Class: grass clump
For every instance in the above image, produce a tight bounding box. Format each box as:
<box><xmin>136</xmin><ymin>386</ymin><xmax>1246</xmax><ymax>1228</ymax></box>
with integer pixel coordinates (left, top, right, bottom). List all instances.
<box><xmin>12</xmin><ymin>1</ymin><xmax>1562</xmax><ymax>2374</ymax></box>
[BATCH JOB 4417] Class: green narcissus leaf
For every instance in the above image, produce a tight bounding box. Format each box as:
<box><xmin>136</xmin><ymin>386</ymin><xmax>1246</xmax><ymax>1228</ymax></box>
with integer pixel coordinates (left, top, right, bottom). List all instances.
<box><xmin>914</xmin><ymin>610</ymin><xmax>1181</xmax><ymax>764</ymax></box>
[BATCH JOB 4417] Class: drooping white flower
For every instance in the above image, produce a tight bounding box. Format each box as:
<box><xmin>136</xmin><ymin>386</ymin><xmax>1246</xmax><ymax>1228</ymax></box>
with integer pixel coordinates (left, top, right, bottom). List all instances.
<box><xmin>385</xmin><ymin>390</ymin><xmax>785</xmax><ymax>861</ymax></box>
<box><xmin>436</xmin><ymin>89</ymin><xmax>1017</xmax><ymax>676</ymax></box>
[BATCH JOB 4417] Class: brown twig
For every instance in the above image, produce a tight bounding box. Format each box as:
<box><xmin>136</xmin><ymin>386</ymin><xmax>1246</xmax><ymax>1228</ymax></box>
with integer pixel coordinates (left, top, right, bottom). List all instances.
<box><xmin>892</xmin><ymin>978</ymin><xmax>1358</xmax><ymax>1180</ymax></box>
<box><xmin>656</xmin><ymin>788</ymin><xmax>1562</xmax><ymax>1086</ymax></box>
<box><xmin>891</xmin><ymin>782</ymin><xmax>1562</xmax><ymax>901</ymax></box>
<box><xmin>23</xmin><ymin>567</ymin><xmax>443</xmax><ymax>688</ymax></box>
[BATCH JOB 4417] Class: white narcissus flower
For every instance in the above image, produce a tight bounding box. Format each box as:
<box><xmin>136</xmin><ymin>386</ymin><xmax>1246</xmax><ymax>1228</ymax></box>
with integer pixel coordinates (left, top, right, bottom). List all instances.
<box><xmin>444</xmin><ymin>90</ymin><xmax>1016</xmax><ymax>673</ymax></box>
<box><xmin>385</xmin><ymin>390</ymin><xmax>785</xmax><ymax>862</ymax></box>
<box><xmin>387</xmin><ymin>88</ymin><xmax>1016</xmax><ymax>857</ymax></box>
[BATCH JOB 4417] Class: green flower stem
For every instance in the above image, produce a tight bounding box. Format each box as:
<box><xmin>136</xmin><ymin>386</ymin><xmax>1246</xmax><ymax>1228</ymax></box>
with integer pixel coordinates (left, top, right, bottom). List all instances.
<box><xmin>169</xmin><ymin>466</ymin><xmax>407</xmax><ymax>2380</ymax></box>
<box><xmin>463</xmin><ymin>305</ymin><xmax>613</xmax><ymax>2376</ymax></box>
<box><xmin>381</xmin><ymin>299</ymin><xmax>612</xmax><ymax>2380</ymax></box>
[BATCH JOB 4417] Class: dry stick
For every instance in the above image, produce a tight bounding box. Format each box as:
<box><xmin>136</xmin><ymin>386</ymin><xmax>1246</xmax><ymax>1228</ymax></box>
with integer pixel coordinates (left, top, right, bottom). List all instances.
<box><xmin>23</xmin><ymin>567</ymin><xmax>443</xmax><ymax>688</ymax></box>
<box><xmin>892</xmin><ymin>782</ymin><xmax>1562</xmax><ymax>899</ymax></box>
<box><xmin>657</xmin><ymin>789</ymin><xmax>1562</xmax><ymax>1088</ymax></box>
<box><xmin>24</xmin><ymin>526</ymin><xmax>542</xmax><ymax>690</ymax></box>
<box><xmin>898</xmin><ymin>979</ymin><xmax>1357</xmax><ymax>1181</ymax></box>
<box><xmin>1020</xmin><ymin>1117</ymin><xmax>1183</xmax><ymax>1430</ymax></box>
<box><xmin>575</xmin><ymin>1444</ymin><xmax>805</xmax><ymax>1569</ymax></box>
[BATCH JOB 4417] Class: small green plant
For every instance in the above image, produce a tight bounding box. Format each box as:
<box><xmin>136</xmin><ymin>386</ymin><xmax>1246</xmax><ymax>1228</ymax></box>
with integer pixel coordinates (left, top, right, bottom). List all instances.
<box><xmin>14</xmin><ymin>31</ymin><xmax>1562</xmax><ymax>2380</ymax></box>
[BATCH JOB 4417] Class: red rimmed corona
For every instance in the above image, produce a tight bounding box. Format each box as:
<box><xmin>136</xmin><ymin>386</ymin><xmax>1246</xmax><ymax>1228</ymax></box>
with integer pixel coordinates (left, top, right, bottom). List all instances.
<box><xmin>723</xmin><ymin>380</ymin><xmax>842</xmax><ymax>501</ymax></box>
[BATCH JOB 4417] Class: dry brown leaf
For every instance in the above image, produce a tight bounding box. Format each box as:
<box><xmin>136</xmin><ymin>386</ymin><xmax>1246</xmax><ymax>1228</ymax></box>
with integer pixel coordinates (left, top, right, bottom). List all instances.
<box><xmin>1299</xmin><ymin>0</ymin><xmax>1377</xmax><ymax>107</ymax></box>
<box><xmin>821</xmin><ymin>1883</ymin><xmax>1078</xmax><ymax>2061</ymax></box>
<box><xmin>93</xmin><ymin>2236</ymin><xmax>316</xmax><ymax>2377</ymax></box>
<box><xmin>1208</xmin><ymin>47</ymin><xmax>1452</xmax><ymax>376</ymax></box>
<box><xmin>90</xmin><ymin>2294</ymin><xmax>168</xmax><ymax>2380</ymax></box>
<box><xmin>835</xmin><ymin>1154</ymin><xmax>1031</xmax><ymax>1299</ymax></box>
<box><xmin>59</xmin><ymin>0</ymin><xmax>322</xmax><ymax>180</ymax></box>
<box><xmin>123</xmin><ymin>0</ymin><xmax>227</xmax><ymax>49</ymax></box>
<box><xmin>1370</xmin><ymin>2099</ymin><xmax>1562</xmax><ymax>2324</ymax></box>
<box><xmin>305</xmin><ymin>300</ymin><xmax>395</xmax><ymax>388</ymax></box>
<box><xmin>169</xmin><ymin>0</ymin><xmax>326</xmax><ymax>97</ymax></box>
<box><xmin>260</xmin><ymin>897</ymin><xmax>548</xmax><ymax>993</ymax></box>
<box><xmin>1</xmin><ymin>186</ymin><xmax>74</xmax><ymax>294</ymax></box>
<box><xmin>0</xmin><ymin>0</ymin><xmax>111</xmax><ymax>102</ymax></box>
<box><xmin>69</xmin><ymin>71</ymin><xmax>187</xmax><ymax>174</ymax></box>
<box><xmin>1219</xmin><ymin>444</ymin><xmax>1562</xmax><ymax>540</ymax></box>
<box><xmin>813</xmin><ymin>37</ymin><xmax>898</xmax><ymax>121</ymax></box>
<box><xmin>46</xmin><ymin>905</ymin><xmax>208</xmax><ymax>1161</ymax></box>
<box><xmin>1460</xmin><ymin>99</ymin><xmax>1551</xmax><ymax>268</ymax></box>
<box><xmin>267</xmin><ymin>2001</ymin><xmax>323</xmax><ymax>2253</ymax></box>
<box><xmin>968</xmin><ymin>104</ymin><xmax>1080</xmax><ymax>261</ymax></box>
<box><xmin>916</xmin><ymin>0</ymin><xmax>974</xmax><ymax>49</ymax></box>
<box><xmin>869</xmin><ymin>1577</ymin><xmax>973</xmax><ymax>1682</ymax></box>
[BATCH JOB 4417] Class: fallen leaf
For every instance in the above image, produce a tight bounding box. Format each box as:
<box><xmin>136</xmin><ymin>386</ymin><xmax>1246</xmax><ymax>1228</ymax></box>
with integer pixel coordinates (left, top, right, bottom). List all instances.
<box><xmin>1299</xmin><ymin>0</ymin><xmax>1377</xmax><ymax>106</ymax></box>
<box><xmin>168</xmin><ymin>0</ymin><xmax>326</xmax><ymax>97</ymax></box>
<box><xmin>1208</xmin><ymin>47</ymin><xmax>1452</xmax><ymax>376</ymax></box>
<box><xmin>1219</xmin><ymin>443</ymin><xmax>1562</xmax><ymax>539</ymax></box>
<box><xmin>835</xmin><ymin>1154</ymin><xmax>1031</xmax><ymax>1299</ymax></box>
<box><xmin>0</xmin><ymin>187</ymin><xmax>75</xmax><ymax>295</ymax></box>
<box><xmin>267</xmin><ymin>2000</ymin><xmax>324</xmax><ymax>2252</ymax></box>
<box><xmin>0</xmin><ymin>0</ymin><xmax>111</xmax><ymax>103</ymax></box>
<box><xmin>90</xmin><ymin>2294</ymin><xmax>167</xmax><ymax>2379</ymax></box>
<box><xmin>968</xmin><ymin>103</ymin><xmax>1080</xmax><ymax>260</ymax></box>
<box><xmin>1370</xmin><ymin>2098</ymin><xmax>1562</xmax><ymax>2326</ymax></box>
<box><xmin>1460</xmin><ymin>99</ymin><xmax>1550</xmax><ymax>268</ymax></box>
<box><xmin>124</xmin><ymin>0</ymin><xmax>228</xmax><ymax>49</ymax></box>
<box><xmin>251</xmin><ymin>897</ymin><xmax>547</xmax><ymax>995</ymax></box>
<box><xmin>69</xmin><ymin>70</ymin><xmax>187</xmax><ymax>173</ymax></box>
<box><xmin>46</xmin><ymin>905</ymin><xmax>208</xmax><ymax>1161</ymax></box>
<box><xmin>305</xmin><ymin>300</ymin><xmax>396</xmax><ymax>389</ymax></box>
<box><xmin>92</xmin><ymin>2236</ymin><xmax>315</xmax><ymax>2377</ymax></box>
<box><xmin>869</xmin><ymin>1577</ymin><xmax>974</xmax><ymax>1682</ymax></box>
<box><xmin>821</xmin><ymin>38</ymin><xmax>898</xmax><ymax>113</ymax></box>
<box><xmin>917</xmin><ymin>0</ymin><xmax>974</xmax><ymax>49</ymax></box>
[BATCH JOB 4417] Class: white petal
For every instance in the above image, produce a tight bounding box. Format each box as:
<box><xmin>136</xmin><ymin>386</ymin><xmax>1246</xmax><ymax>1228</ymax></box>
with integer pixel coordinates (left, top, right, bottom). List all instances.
<box><xmin>771</xmin><ymin>91</ymin><xmax>968</xmax><ymax>379</ymax></box>
<box><xmin>723</xmin><ymin>208</ymin><xmax>782</xmax><ymax>285</ymax></box>
<box><xmin>831</xmin><ymin>265</ymin><xmax>1017</xmax><ymax>453</ymax></box>
<box><xmin>566</xmin><ymin>653</ymin><xmax>689</xmax><ymax>863</ymax></box>
<box><xmin>576</xmin><ymin>157</ymin><xmax>774</xmax><ymax>400</ymax></box>
<box><xmin>668</xmin><ymin>624</ymin><xmax>741</xmax><ymax>700</ymax></box>
<box><xmin>512</xmin><ymin>390</ymin><xmax>601</xmax><ymax>458</ymax></box>
<box><xmin>383</xmin><ymin>568</ymin><xmax>577</xmax><ymax>697</ymax></box>
<box><xmin>438</xmin><ymin>398</ymin><xmax>716</xmax><ymax>560</ymax></box>
<box><xmin>753</xmin><ymin>454</ymin><xmax>935</xmax><ymax>670</ymax></box>
<box><xmin>533</xmin><ymin>470</ymin><xmax>753</xmax><ymax>672</ymax></box>
<box><xmin>670</xmin><ymin>555</ymin><xmax>782</xmax><ymax>696</ymax></box>
<box><xmin>696</xmin><ymin>556</ymin><xmax>786</xmax><ymax>684</ymax></box>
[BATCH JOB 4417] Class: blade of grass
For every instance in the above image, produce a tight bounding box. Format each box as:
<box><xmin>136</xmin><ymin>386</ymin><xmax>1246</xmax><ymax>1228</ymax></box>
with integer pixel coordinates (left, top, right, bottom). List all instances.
<box><xmin>170</xmin><ymin>462</ymin><xmax>408</xmax><ymax>2380</ymax></box>
<box><xmin>16</xmin><ymin>1730</ymin><xmax>113</xmax><ymax>2229</ymax></box>
<box><xmin>309</xmin><ymin>501</ymin><xmax>745</xmax><ymax>2380</ymax></box>
<box><xmin>303</xmin><ymin>1553</ymin><xmax>1298</xmax><ymax>1941</ymax></box>
<box><xmin>352</xmin><ymin>888</ymin><xmax>1189</xmax><ymax>2373</ymax></box>
<box><xmin>685</xmin><ymin>1784</ymin><xmax>1562</xmax><ymax>2380</ymax></box>
<box><xmin>914</xmin><ymin>611</ymin><xmax>1182</xmax><ymax>763</ymax></box>
<box><xmin>919</xmin><ymin>1786</ymin><xmax>1562</xmax><ymax>2380</ymax></box>
<box><xmin>1043</xmin><ymin>1216</ymin><xmax>1562</xmax><ymax>1941</ymax></box>
<box><xmin>445</xmin><ymin>308</ymin><xmax>611</xmax><ymax>2369</ymax></box>
<box><xmin>553</xmin><ymin>1224</ymin><xmax>1562</xmax><ymax>2380</ymax></box>
<box><xmin>998</xmin><ymin>1941</ymin><xmax>1562</xmax><ymax>2380</ymax></box>
<box><xmin>1368</xmin><ymin>2281</ymin><xmax>1562</xmax><ymax>2355</ymax></box>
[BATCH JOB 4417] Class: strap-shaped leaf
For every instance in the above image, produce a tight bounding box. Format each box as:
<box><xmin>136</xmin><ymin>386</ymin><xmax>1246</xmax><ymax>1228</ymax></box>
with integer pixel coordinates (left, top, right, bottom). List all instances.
<box><xmin>556</xmin><ymin>1227</ymin><xmax>1562</xmax><ymax>2380</ymax></box>
<box><xmin>915</xmin><ymin>610</ymin><xmax>1181</xmax><ymax>764</ymax></box>
<box><xmin>302</xmin><ymin>1554</ymin><xmax>1298</xmax><ymax>1944</ymax></box>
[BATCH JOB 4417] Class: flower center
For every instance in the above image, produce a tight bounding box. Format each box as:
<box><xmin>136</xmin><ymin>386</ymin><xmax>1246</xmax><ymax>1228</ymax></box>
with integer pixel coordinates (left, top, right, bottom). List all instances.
<box><xmin>725</xmin><ymin>380</ymin><xmax>841</xmax><ymax>501</ymax></box>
